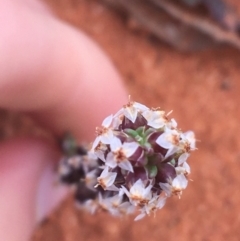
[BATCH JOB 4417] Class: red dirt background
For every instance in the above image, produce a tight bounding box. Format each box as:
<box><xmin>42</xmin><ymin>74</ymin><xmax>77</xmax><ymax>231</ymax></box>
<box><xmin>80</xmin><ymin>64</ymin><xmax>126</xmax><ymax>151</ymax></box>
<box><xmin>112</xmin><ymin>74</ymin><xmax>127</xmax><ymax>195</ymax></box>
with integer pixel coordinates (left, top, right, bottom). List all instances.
<box><xmin>27</xmin><ymin>0</ymin><xmax>240</xmax><ymax>240</ymax></box>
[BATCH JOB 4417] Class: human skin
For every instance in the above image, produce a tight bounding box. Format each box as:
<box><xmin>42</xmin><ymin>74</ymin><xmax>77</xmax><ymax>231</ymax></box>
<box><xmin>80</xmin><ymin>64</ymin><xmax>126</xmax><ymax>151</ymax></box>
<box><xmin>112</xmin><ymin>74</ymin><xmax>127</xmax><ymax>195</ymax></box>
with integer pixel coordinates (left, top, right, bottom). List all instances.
<box><xmin>0</xmin><ymin>0</ymin><xmax>127</xmax><ymax>240</ymax></box>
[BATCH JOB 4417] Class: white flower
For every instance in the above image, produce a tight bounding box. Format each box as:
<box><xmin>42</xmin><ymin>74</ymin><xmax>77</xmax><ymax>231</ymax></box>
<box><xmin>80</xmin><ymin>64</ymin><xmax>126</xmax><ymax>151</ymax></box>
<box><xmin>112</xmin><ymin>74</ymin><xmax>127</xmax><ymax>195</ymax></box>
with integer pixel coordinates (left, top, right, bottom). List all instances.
<box><xmin>159</xmin><ymin>182</ymin><xmax>172</xmax><ymax>197</ymax></box>
<box><xmin>142</xmin><ymin>109</ymin><xmax>167</xmax><ymax>129</ymax></box>
<box><xmin>118</xmin><ymin>202</ymin><xmax>136</xmax><ymax>215</ymax></box>
<box><xmin>92</xmin><ymin>115</ymin><xmax>114</xmax><ymax>149</ymax></box>
<box><xmin>156</xmin><ymin>128</ymin><xmax>180</xmax><ymax>149</ymax></box>
<box><xmin>106</xmin><ymin>137</ymin><xmax>139</xmax><ymax>172</ymax></box>
<box><xmin>159</xmin><ymin>174</ymin><xmax>188</xmax><ymax>197</ymax></box>
<box><xmin>184</xmin><ymin>131</ymin><xmax>196</xmax><ymax>148</ymax></box>
<box><xmin>121</xmin><ymin>179</ymin><xmax>152</xmax><ymax>207</ymax></box>
<box><xmin>175</xmin><ymin>162</ymin><xmax>191</xmax><ymax>176</ymax></box>
<box><xmin>84</xmin><ymin>169</ymin><xmax>98</xmax><ymax>190</ymax></box>
<box><xmin>91</xmin><ymin>141</ymin><xmax>107</xmax><ymax>162</ymax></box>
<box><xmin>169</xmin><ymin>118</ymin><xmax>177</xmax><ymax>128</ymax></box>
<box><xmin>134</xmin><ymin>195</ymin><xmax>167</xmax><ymax>221</ymax></box>
<box><xmin>98</xmin><ymin>193</ymin><xmax>123</xmax><ymax>216</ymax></box>
<box><xmin>172</xmin><ymin>174</ymin><xmax>188</xmax><ymax>196</ymax></box>
<box><xmin>115</xmin><ymin>101</ymin><xmax>149</xmax><ymax>123</ymax></box>
<box><xmin>156</xmin><ymin>128</ymin><xmax>181</xmax><ymax>158</ymax></box>
<box><xmin>180</xmin><ymin>131</ymin><xmax>196</xmax><ymax>152</ymax></box>
<box><xmin>96</xmin><ymin>166</ymin><xmax>118</xmax><ymax>191</ymax></box>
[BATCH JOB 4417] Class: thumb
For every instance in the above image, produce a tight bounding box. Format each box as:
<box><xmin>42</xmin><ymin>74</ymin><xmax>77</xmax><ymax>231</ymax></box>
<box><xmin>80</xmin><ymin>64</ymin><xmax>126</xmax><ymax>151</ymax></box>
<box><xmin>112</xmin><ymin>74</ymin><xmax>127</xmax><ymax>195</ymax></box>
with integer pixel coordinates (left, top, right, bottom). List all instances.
<box><xmin>0</xmin><ymin>138</ymin><xmax>68</xmax><ymax>241</ymax></box>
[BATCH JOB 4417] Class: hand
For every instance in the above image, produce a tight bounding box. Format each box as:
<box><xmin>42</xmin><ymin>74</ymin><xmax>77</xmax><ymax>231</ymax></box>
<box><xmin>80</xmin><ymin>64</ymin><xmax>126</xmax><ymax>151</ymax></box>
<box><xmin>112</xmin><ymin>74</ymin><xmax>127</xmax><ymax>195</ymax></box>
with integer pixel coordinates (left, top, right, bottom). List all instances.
<box><xmin>0</xmin><ymin>1</ymin><xmax>127</xmax><ymax>240</ymax></box>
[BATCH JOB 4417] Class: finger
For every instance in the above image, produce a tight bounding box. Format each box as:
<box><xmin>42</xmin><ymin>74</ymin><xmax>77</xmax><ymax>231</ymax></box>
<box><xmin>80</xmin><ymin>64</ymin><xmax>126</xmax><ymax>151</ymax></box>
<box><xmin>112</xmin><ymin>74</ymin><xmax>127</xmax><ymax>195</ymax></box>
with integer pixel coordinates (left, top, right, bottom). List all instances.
<box><xmin>0</xmin><ymin>137</ymin><xmax>68</xmax><ymax>241</ymax></box>
<box><xmin>0</xmin><ymin>1</ymin><xmax>127</xmax><ymax>141</ymax></box>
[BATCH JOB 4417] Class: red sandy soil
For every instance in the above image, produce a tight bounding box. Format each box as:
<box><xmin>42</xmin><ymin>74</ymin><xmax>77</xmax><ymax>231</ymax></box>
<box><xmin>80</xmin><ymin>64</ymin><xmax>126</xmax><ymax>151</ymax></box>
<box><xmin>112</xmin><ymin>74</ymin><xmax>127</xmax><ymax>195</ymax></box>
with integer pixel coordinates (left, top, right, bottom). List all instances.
<box><xmin>30</xmin><ymin>0</ymin><xmax>240</xmax><ymax>240</ymax></box>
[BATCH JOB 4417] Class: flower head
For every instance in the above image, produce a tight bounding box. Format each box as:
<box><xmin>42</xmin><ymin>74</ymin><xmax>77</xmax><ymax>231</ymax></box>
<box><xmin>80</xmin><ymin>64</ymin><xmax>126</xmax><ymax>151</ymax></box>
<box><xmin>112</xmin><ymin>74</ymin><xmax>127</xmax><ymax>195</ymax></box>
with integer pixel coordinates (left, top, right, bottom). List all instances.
<box><xmin>59</xmin><ymin>99</ymin><xmax>196</xmax><ymax>220</ymax></box>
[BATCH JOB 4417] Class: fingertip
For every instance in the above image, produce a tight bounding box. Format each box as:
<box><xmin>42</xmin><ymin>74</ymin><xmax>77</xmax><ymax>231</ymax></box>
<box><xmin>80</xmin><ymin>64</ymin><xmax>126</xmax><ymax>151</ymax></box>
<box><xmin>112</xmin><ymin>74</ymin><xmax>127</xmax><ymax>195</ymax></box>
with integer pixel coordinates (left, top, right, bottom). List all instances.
<box><xmin>0</xmin><ymin>0</ymin><xmax>127</xmax><ymax>142</ymax></box>
<box><xmin>0</xmin><ymin>138</ymin><xmax>68</xmax><ymax>241</ymax></box>
<box><xmin>31</xmin><ymin>30</ymin><xmax>128</xmax><ymax>142</ymax></box>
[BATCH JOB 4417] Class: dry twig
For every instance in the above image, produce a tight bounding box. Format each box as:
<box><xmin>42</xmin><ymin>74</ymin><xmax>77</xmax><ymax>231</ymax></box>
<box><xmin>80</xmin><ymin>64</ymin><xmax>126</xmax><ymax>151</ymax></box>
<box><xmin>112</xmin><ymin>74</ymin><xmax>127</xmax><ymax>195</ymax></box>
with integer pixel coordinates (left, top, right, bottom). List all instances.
<box><xmin>150</xmin><ymin>0</ymin><xmax>240</xmax><ymax>49</ymax></box>
<box><xmin>102</xmin><ymin>0</ymin><xmax>240</xmax><ymax>51</ymax></box>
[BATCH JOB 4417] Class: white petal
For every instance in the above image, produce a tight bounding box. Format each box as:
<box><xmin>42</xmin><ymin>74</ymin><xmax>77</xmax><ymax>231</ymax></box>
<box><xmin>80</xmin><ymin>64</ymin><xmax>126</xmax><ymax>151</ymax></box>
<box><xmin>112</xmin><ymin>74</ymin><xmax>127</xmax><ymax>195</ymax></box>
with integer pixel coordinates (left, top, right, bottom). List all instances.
<box><xmin>80</xmin><ymin>200</ymin><xmax>98</xmax><ymax>214</ymax></box>
<box><xmin>110</xmin><ymin>137</ymin><xmax>122</xmax><ymax>152</ymax></box>
<box><xmin>121</xmin><ymin>186</ymin><xmax>131</xmax><ymax>198</ymax></box>
<box><xmin>119</xmin><ymin>160</ymin><xmax>134</xmax><ymax>172</ymax></box>
<box><xmin>102</xmin><ymin>114</ymin><xmax>113</xmax><ymax>127</ymax></box>
<box><xmin>134</xmin><ymin>212</ymin><xmax>146</xmax><ymax>221</ymax></box>
<box><xmin>165</xmin><ymin>146</ymin><xmax>178</xmax><ymax>158</ymax></box>
<box><xmin>129</xmin><ymin>179</ymin><xmax>152</xmax><ymax>199</ymax></box>
<box><xmin>123</xmin><ymin>106</ymin><xmax>138</xmax><ymax>123</ymax></box>
<box><xmin>141</xmin><ymin>109</ymin><xmax>153</xmax><ymax>121</ymax></box>
<box><xmin>101</xmin><ymin>166</ymin><xmax>109</xmax><ymax>177</ymax></box>
<box><xmin>130</xmin><ymin>179</ymin><xmax>144</xmax><ymax>195</ymax></box>
<box><xmin>183</xmin><ymin>131</ymin><xmax>196</xmax><ymax>149</ymax></box>
<box><xmin>176</xmin><ymin>162</ymin><xmax>191</xmax><ymax>175</ymax></box>
<box><xmin>143</xmin><ymin>184</ymin><xmax>153</xmax><ymax>198</ymax></box>
<box><xmin>105</xmin><ymin>152</ymin><xmax>118</xmax><ymax>168</ymax></box>
<box><xmin>100</xmin><ymin>130</ymin><xmax>114</xmax><ymax>144</ymax></box>
<box><xmin>142</xmin><ymin>110</ymin><xmax>166</xmax><ymax>129</ymax></box>
<box><xmin>156</xmin><ymin>197</ymin><xmax>167</xmax><ymax>209</ymax></box>
<box><xmin>159</xmin><ymin>182</ymin><xmax>172</xmax><ymax>197</ymax></box>
<box><xmin>110</xmin><ymin>194</ymin><xmax>123</xmax><ymax>206</ymax></box>
<box><xmin>114</xmin><ymin>108</ymin><xmax>124</xmax><ymax>118</ymax></box>
<box><xmin>119</xmin><ymin>202</ymin><xmax>135</xmax><ymax>215</ymax></box>
<box><xmin>105</xmin><ymin>173</ymin><xmax>117</xmax><ymax>187</ymax></box>
<box><xmin>178</xmin><ymin>153</ymin><xmax>190</xmax><ymax>165</ymax></box>
<box><xmin>94</xmin><ymin>150</ymin><xmax>106</xmax><ymax>162</ymax></box>
<box><xmin>112</xmin><ymin>114</ymin><xmax>123</xmax><ymax>129</ymax></box>
<box><xmin>122</xmin><ymin>142</ymin><xmax>139</xmax><ymax>157</ymax></box>
<box><xmin>105</xmin><ymin>184</ymin><xmax>119</xmax><ymax>191</ymax></box>
<box><xmin>133</xmin><ymin>102</ymin><xmax>149</xmax><ymax>111</ymax></box>
<box><xmin>156</xmin><ymin>133</ymin><xmax>174</xmax><ymax>149</ymax></box>
<box><xmin>119</xmin><ymin>187</ymin><xmax>125</xmax><ymax>196</ymax></box>
<box><xmin>87</xmin><ymin>150</ymin><xmax>99</xmax><ymax>161</ymax></box>
<box><xmin>172</xmin><ymin>174</ymin><xmax>188</xmax><ymax>189</ymax></box>
<box><xmin>170</xmin><ymin>118</ymin><xmax>177</xmax><ymax>128</ymax></box>
<box><xmin>183</xmin><ymin>162</ymin><xmax>191</xmax><ymax>174</ymax></box>
<box><xmin>85</xmin><ymin>169</ymin><xmax>97</xmax><ymax>185</ymax></box>
<box><xmin>91</xmin><ymin>136</ymin><xmax>101</xmax><ymax>150</ymax></box>
<box><xmin>98</xmin><ymin>167</ymin><xmax>117</xmax><ymax>189</ymax></box>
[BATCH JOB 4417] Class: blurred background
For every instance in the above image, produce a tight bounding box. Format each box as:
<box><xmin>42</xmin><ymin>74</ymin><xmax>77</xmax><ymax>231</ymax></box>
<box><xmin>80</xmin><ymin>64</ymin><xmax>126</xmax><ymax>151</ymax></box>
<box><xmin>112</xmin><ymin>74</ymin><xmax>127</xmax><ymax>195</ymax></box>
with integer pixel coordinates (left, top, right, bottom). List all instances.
<box><xmin>2</xmin><ymin>0</ymin><xmax>240</xmax><ymax>240</ymax></box>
